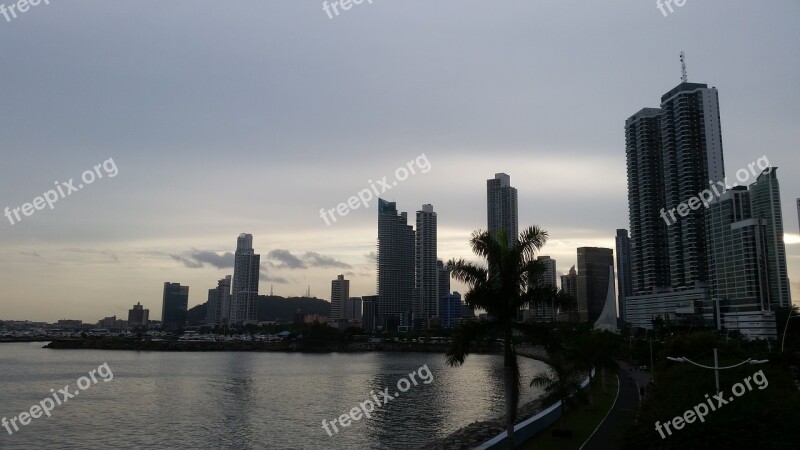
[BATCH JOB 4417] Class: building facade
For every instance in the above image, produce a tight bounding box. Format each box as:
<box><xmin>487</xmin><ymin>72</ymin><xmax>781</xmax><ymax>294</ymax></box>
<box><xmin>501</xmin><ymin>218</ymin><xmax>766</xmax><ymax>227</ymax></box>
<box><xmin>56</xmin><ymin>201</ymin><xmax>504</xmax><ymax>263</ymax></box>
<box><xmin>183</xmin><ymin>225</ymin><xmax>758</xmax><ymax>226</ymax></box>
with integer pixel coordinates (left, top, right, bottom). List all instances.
<box><xmin>487</xmin><ymin>173</ymin><xmax>518</xmax><ymax>248</ymax></box>
<box><xmin>439</xmin><ymin>292</ymin><xmax>463</xmax><ymax>329</ymax></box>
<box><xmin>577</xmin><ymin>247</ymin><xmax>614</xmax><ymax>323</ymax></box>
<box><xmin>615</xmin><ymin>229</ymin><xmax>633</xmax><ymax>323</ymax></box>
<box><xmin>231</xmin><ymin>233</ymin><xmax>260</xmax><ymax>325</ymax></box>
<box><xmin>377</xmin><ymin>199</ymin><xmax>415</xmax><ymax>329</ymax></box>
<box><xmin>415</xmin><ymin>204</ymin><xmax>438</xmax><ymax>325</ymax></box>
<box><xmin>206</xmin><ymin>275</ymin><xmax>231</xmax><ymax>327</ymax></box>
<box><xmin>127</xmin><ymin>302</ymin><xmax>149</xmax><ymax>330</ymax></box>
<box><xmin>161</xmin><ymin>282</ymin><xmax>189</xmax><ymax>330</ymax></box>
<box><xmin>749</xmin><ymin>168</ymin><xmax>791</xmax><ymax>308</ymax></box>
<box><xmin>330</xmin><ymin>274</ymin><xmax>350</xmax><ymax>321</ymax></box>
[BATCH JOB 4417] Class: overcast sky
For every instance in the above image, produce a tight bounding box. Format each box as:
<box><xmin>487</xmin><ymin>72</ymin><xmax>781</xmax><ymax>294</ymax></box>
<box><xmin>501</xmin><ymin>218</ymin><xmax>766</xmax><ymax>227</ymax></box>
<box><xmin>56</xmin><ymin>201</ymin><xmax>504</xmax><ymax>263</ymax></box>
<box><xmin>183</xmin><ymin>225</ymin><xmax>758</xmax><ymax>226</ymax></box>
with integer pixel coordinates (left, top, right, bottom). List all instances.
<box><xmin>1</xmin><ymin>0</ymin><xmax>798</xmax><ymax>322</ymax></box>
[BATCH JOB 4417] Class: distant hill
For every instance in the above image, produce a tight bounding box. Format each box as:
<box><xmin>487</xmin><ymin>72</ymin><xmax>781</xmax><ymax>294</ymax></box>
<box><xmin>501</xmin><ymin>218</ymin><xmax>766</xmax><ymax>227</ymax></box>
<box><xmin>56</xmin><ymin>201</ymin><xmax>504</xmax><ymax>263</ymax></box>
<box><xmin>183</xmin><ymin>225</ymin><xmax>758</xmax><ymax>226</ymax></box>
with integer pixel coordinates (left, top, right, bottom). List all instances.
<box><xmin>186</xmin><ymin>296</ymin><xmax>331</xmax><ymax>325</ymax></box>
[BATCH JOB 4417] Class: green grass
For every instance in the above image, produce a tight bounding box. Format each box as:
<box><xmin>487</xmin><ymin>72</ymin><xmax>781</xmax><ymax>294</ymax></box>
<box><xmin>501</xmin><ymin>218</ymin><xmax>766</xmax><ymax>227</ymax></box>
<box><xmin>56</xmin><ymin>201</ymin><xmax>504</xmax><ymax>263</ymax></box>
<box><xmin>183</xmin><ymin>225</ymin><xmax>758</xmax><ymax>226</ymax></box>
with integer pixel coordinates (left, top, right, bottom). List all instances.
<box><xmin>520</xmin><ymin>374</ymin><xmax>619</xmax><ymax>450</ymax></box>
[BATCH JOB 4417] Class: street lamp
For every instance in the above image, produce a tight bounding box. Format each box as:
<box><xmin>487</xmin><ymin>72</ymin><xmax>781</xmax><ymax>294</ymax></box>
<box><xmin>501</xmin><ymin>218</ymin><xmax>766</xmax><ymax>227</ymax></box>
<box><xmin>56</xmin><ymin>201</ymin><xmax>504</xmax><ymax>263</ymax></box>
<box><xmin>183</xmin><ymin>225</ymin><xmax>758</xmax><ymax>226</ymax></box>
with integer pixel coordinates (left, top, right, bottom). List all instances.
<box><xmin>667</xmin><ymin>348</ymin><xmax>769</xmax><ymax>392</ymax></box>
<box><xmin>781</xmin><ymin>309</ymin><xmax>800</xmax><ymax>353</ymax></box>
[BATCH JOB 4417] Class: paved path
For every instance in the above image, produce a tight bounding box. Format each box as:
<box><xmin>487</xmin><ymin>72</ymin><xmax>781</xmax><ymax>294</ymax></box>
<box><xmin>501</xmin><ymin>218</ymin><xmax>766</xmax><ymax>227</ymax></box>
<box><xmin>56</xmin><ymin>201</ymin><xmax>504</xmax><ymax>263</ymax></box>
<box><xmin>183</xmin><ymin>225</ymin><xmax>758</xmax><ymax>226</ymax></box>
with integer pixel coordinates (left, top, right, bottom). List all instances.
<box><xmin>580</xmin><ymin>362</ymin><xmax>651</xmax><ymax>450</ymax></box>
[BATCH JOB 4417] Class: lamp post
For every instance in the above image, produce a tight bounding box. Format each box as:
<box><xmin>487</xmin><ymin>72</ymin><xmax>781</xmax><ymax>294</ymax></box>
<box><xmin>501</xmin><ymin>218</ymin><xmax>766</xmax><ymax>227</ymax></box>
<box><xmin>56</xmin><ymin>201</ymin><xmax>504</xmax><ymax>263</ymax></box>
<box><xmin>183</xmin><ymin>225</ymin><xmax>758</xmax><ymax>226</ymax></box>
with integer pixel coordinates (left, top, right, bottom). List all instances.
<box><xmin>667</xmin><ymin>348</ymin><xmax>769</xmax><ymax>392</ymax></box>
<box><xmin>781</xmin><ymin>309</ymin><xmax>800</xmax><ymax>353</ymax></box>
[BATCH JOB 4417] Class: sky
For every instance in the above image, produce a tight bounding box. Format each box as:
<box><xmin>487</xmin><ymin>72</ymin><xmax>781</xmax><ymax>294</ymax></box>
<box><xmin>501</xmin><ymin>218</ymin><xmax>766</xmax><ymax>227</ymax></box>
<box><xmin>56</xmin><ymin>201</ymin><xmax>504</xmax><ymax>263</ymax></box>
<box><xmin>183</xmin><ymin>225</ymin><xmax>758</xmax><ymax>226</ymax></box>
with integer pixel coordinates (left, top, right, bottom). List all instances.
<box><xmin>1</xmin><ymin>0</ymin><xmax>798</xmax><ymax>322</ymax></box>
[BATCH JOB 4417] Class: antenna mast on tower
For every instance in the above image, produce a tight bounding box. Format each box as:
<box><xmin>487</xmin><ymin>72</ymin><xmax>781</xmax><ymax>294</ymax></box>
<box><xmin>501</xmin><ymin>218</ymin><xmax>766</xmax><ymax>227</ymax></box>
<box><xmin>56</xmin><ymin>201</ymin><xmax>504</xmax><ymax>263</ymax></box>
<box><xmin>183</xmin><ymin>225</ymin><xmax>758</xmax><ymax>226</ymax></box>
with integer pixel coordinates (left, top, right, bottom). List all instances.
<box><xmin>680</xmin><ymin>51</ymin><xmax>688</xmax><ymax>83</ymax></box>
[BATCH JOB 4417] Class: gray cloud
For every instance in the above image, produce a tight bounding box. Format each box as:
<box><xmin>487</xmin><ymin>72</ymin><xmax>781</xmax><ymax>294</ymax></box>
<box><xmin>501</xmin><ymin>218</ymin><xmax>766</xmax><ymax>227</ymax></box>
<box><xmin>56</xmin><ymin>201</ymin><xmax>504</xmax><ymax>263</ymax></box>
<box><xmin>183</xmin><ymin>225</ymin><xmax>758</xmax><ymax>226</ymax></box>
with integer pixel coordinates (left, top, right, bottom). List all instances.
<box><xmin>303</xmin><ymin>252</ymin><xmax>351</xmax><ymax>269</ymax></box>
<box><xmin>267</xmin><ymin>249</ymin><xmax>307</xmax><ymax>269</ymax></box>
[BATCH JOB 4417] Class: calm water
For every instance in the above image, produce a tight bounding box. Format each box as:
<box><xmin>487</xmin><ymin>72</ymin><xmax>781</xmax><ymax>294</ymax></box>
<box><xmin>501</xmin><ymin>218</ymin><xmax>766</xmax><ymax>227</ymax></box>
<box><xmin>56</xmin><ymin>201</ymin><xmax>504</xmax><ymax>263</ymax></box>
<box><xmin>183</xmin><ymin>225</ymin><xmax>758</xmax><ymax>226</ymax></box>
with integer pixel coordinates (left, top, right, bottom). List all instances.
<box><xmin>0</xmin><ymin>342</ymin><xmax>547</xmax><ymax>449</ymax></box>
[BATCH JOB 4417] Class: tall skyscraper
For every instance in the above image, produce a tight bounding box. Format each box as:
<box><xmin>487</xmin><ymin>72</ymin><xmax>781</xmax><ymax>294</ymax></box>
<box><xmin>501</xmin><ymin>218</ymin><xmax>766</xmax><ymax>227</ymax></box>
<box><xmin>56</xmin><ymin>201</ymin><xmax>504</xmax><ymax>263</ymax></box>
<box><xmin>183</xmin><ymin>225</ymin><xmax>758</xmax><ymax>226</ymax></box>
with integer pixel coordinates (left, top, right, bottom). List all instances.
<box><xmin>706</xmin><ymin>186</ymin><xmax>776</xmax><ymax>338</ymax></box>
<box><xmin>415</xmin><ymin>204</ymin><xmax>438</xmax><ymax>326</ymax></box>
<box><xmin>231</xmin><ymin>234</ymin><xmax>260</xmax><ymax>325</ymax></box>
<box><xmin>127</xmin><ymin>302</ymin><xmax>149</xmax><ymax>330</ymax></box>
<box><xmin>362</xmin><ymin>295</ymin><xmax>379</xmax><ymax>332</ymax></box>
<box><xmin>797</xmin><ymin>198</ymin><xmax>800</xmax><ymax>234</ymax></box>
<box><xmin>377</xmin><ymin>199</ymin><xmax>415</xmax><ymax>330</ymax></box>
<box><xmin>625</xmin><ymin>108</ymin><xmax>671</xmax><ymax>294</ymax></box>
<box><xmin>577</xmin><ymin>247</ymin><xmax>614</xmax><ymax>323</ymax></box>
<box><xmin>330</xmin><ymin>274</ymin><xmax>350</xmax><ymax>321</ymax></box>
<box><xmin>749</xmin><ymin>168</ymin><xmax>791</xmax><ymax>308</ymax></box>
<box><xmin>615</xmin><ymin>229</ymin><xmax>633</xmax><ymax>323</ymax></box>
<box><xmin>161</xmin><ymin>282</ymin><xmax>189</xmax><ymax>330</ymax></box>
<box><xmin>206</xmin><ymin>276</ymin><xmax>231</xmax><ymax>327</ymax></box>
<box><xmin>536</xmin><ymin>256</ymin><xmax>557</xmax><ymax>287</ymax></box>
<box><xmin>487</xmin><ymin>173</ymin><xmax>518</xmax><ymax>248</ymax></box>
<box><xmin>437</xmin><ymin>260</ymin><xmax>450</xmax><ymax>307</ymax></box>
<box><xmin>560</xmin><ymin>265</ymin><xmax>578</xmax><ymax>301</ymax></box>
<box><xmin>660</xmin><ymin>82</ymin><xmax>725</xmax><ymax>290</ymax></box>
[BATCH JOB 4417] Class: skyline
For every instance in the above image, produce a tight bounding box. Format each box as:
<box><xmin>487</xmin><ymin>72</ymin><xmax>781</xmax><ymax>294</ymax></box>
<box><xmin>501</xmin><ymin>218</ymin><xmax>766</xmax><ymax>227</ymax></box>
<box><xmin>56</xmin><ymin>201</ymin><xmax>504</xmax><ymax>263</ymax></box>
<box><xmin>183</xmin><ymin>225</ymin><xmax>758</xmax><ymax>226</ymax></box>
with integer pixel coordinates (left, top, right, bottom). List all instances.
<box><xmin>2</xmin><ymin>0</ymin><xmax>799</xmax><ymax>322</ymax></box>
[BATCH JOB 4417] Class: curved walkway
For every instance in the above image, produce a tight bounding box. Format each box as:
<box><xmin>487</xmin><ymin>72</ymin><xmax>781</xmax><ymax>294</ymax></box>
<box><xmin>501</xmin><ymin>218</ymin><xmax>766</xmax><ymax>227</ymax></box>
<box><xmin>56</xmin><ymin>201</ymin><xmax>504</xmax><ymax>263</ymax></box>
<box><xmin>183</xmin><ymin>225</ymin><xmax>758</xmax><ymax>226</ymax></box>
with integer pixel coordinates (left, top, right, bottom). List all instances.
<box><xmin>580</xmin><ymin>362</ymin><xmax>649</xmax><ymax>450</ymax></box>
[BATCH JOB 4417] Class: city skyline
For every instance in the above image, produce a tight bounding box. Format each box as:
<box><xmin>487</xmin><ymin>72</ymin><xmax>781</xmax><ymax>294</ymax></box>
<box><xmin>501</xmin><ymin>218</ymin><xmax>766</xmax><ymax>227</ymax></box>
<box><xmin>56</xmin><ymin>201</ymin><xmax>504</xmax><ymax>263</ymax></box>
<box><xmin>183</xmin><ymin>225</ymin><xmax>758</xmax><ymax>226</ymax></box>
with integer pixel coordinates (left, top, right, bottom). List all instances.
<box><xmin>2</xmin><ymin>1</ymin><xmax>799</xmax><ymax>322</ymax></box>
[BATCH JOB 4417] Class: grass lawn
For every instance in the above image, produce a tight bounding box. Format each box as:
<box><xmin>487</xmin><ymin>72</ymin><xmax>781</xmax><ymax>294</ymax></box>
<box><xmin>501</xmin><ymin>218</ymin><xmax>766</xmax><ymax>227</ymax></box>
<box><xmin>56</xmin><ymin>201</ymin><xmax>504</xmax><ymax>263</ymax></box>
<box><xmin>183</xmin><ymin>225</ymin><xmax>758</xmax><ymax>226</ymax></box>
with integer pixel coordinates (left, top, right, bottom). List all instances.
<box><xmin>520</xmin><ymin>374</ymin><xmax>619</xmax><ymax>450</ymax></box>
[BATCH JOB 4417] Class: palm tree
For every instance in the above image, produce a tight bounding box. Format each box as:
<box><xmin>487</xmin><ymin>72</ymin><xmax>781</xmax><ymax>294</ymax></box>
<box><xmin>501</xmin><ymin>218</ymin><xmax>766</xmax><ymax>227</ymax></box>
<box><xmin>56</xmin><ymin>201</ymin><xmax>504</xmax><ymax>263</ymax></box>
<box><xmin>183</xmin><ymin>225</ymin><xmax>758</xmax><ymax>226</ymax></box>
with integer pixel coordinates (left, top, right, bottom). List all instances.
<box><xmin>445</xmin><ymin>226</ymin><xmax>573</xmax><ymax>447</ymax></box>
<box><xmin>529</xmin><ymin>347</ymin><xmax>585</xmax><ymax>433</ymax></box>
<box><xmin>568</xmin><ymin>331</ymin><xmax>619</xmax><ymax>397</ymax></box>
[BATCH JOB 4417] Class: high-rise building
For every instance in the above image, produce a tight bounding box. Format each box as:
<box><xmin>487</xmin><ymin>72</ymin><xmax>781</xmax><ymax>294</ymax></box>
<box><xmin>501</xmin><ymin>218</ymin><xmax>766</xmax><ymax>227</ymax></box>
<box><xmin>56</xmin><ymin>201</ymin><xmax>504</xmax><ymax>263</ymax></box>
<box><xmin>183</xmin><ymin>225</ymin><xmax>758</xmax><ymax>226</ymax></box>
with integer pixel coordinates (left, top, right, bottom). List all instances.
<box><xmin>362</xmin><ymin>295</ymin><xmax>379</xmax><ymax>332</ymax></box>
<box><xmin>660</xmin><ymin>82</ymin><xmax>725</xmax><ymax>290</ymax></box>
<box><xmin>560</xmin><ymin>265</ymin><xmax>578</xmax><ymax>301</ymax></box>
<box><xmin>161</xmin><ymin>282</ymin><xmax>189</xmax><ymax>330</ymax></box>
<box><xmin>415</xmin><ymin>204</ymin><xmax>438</xmax><ymax>325</ymax></box>
<box><xmin>625</xmin><ymin>108</ymin><xmax>671</xmax><ymax>294</ymax></box>
<box><xmin>797</xmin><ymin>198</ymin><xmax>800</xmax><ymax>234</ymax></box>
<box><xmin>577</xmin><ymin>247</ymin><xmax>614</xmax><ymax>323</ymax></box>
<box><xmin>487</xmin><ymin>173</ymin><xmax>518</xmax><ymax>248</ymax></box>
<box><xmin>127</xmin><ymin>302</ymin><xmax>149</xmax><ymax>330</ymax></box>
<box><xmin>437</xmin><ymin>260</ymin><xmax>450</xmax><ymax>307</ymax></box>
<box><xmin>706</xmin><ymin>186</ymin><xmax>776</xmax><ymax>338</ymax></box>
<box><xmin>615</xmin><ymin>230</ymin><xmax>633</xmax><ymax>323</ymax></box>
<box><xmin>206</xmin><ymin>276</ymin><xmax>231</xmax><ymax>327</ymax></box>
<box><xmin>231</xmin><ymin>234</ymin><xmax>260</xmax><ymax>325</ymax></box>
<box><xmin>536</xmin><ymin>256</ymin><xmax>557</xmax><ymax>287</ymax></box>
<box><xmin>439</xmin><ymin>292</ymin><xmax>463</xmax><ymax>329</ymax></box>
<box><xmin>330</xmin><ymin>275</ymin><xmax>350</xmax><ymax>321</ymax></box>
<box><xmin>377</xmin><ymin>199</ymin><xmax>415</xmax><ymax>330</ymax></box>
<box><xmin>749</xmin><ymin>168</ymin><xmax>791</xmax><ymax>308</ymax></box>
<box><xmin>346</xmin><ymin>297</ymin><xmax>363</xmax><ymax>321</ymax></box>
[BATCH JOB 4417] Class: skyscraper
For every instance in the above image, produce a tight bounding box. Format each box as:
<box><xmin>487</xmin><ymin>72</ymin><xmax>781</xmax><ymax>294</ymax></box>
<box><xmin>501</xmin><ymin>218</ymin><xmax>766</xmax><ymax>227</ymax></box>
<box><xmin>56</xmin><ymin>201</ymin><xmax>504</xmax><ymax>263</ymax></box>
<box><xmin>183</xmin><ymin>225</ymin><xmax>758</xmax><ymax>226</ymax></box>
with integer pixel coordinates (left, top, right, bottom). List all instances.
<box><xmin>660</xmin><ymin>82</ymin><xmax>725</xmax><ymax>290</ymax></box>
<box><xmin>615</xmin><ymin>229</ymin><xmax>633</xmax><ymax>323</ymax></box>
<box><xmin>437</xmin><ymin>260</ymin><xmax>450</xmax><ymax>307</ymax></box>
<box><xmin>415</xmin><ymin>204</ymin><xmax>438</xmax><ymax>326</ymax></box>
<box><xmin>377</xmin><ymin>199</ymin><xmax>415</xmax><ymax>330</ymax></box>
<box><xmin>560</xmin><ymin>265</ymin><xmax>578</xmax><ymax>301</ymax></box>
<box><xmin>487</xmin><ymin>173</ymin><xmax>518</xmax><ymax>248</ymax></box>
<box><xmin>577</xmin><ymin>247</ymin><xmax>614</xmax><ymax>323</ymax></box>
<box><xmin>797</xmin><ymin>198</ymin><xmax>800</xmax><ymax>234</ymax></box>
<box><xmin>346</xmin><ymin>297</ymin><xmax>363</xmax><ymax>321</ymax></box>
<box><xmin>625</xmin><ymin>108</ymin><xmax>671</xmax><ymax>294</ymax></box>
<box><xmin>206</xmin><ymin>275</ymin><xmax>231</xmax><ymax>327</ymax></box>
<box><xmin>161</xmin><ymin>282</ymin><xmax>189</xmax><ymax>330</ymax></box>
<box><xmin>706</xmin><ymin>186</ymin><xmax>776</xmax><ymax>338</ymax></box>
<box><xmin>536</xmin><ymin>256</ymin><xmax>557</xmax><ymax>287</ymax></box>
<box><xmin>330</xmin><ymin>274</ymin><xmax>350</xmax><ymax>321</ymax></box>
<box><xmin>362</xmin><ymin>295</ymin><xmax>379</xmax><ymax>332</ymax></box>
<box><xmin>749</xmin><ymin>168</ymin><xmax>791</xmax><ymax>308</ymax></box>
<box><xmin>231</xmin><ymin>234</ymin><xmax>260</xmax><ymax>325</ymax></box>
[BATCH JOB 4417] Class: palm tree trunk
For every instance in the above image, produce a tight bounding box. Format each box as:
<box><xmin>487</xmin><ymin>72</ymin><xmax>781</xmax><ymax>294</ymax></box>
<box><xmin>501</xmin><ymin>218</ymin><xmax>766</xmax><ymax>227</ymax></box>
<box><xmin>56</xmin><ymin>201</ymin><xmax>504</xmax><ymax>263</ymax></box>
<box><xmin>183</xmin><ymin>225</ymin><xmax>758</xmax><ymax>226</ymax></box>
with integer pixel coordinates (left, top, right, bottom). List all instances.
<box><xmin>503</xmin><ymin>332</ymin><xmax>518</xmax><ymax>448</ymax></box>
